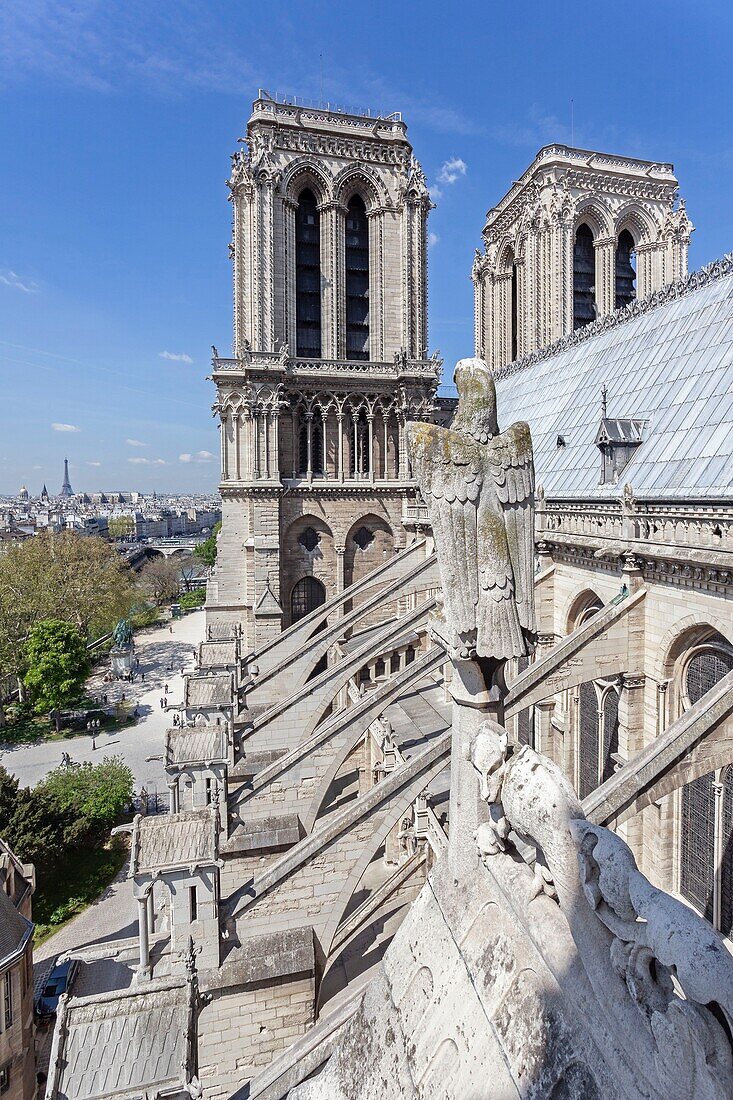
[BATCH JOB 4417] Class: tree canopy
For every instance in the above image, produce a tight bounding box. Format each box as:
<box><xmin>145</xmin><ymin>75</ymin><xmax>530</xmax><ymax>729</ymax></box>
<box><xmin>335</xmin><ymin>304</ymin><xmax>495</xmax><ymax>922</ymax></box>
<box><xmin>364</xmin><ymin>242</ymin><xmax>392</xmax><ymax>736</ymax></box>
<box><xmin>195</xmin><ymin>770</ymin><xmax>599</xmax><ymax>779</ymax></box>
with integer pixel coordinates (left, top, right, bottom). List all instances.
<box><xmin>0</xmin><ymin>531</ymin><xmax>137</xmax><ymax>684</ymax></box>
<box><xmin>139</xmin><ymin>556</ymin><xmax>181</xmax><ymax>604</ymax></box>
<box><xmin>24</xmin><ymin>619</ymin><xmax>90</xmax><ymax>724</ymax></box>
<box><xmin>0</xmin><ymin>757</ymin><xmax>134</xmax><ymax>870</ymax></box>
<box><xmin>194</xmin><ymin>521</ymin><xmax>221</xmax><ymax>567</ymax></box>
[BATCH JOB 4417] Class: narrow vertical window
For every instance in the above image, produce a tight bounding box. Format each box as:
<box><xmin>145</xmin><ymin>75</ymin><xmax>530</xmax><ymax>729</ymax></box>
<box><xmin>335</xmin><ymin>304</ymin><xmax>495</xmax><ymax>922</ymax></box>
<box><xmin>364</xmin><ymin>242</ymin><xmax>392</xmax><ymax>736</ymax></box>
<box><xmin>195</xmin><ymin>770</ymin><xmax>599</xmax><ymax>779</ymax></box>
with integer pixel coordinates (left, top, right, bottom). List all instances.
<box><xmin>205</xmin><ymin>778</ymin><xmax>213</xmax><ymax>805</ymax></box>
<box><xmin>345</xmin><ymin>195</ymin><xmax>369</xmax><ymax>360</ymax></box>
<box><xmin>510</xmin><ymin>262</ymin><xmax>518</xmax><ymax>361</ymax></box>
<box><xmin>578</xmin><ymin>681</ymin><xmax>599</xmax><ymax>798</ymax></box>
<box><xmin>615</xmin><ymin>229</ymin><xmax>636</xmax><ymax>310</ymax></box>
<box><xmin>189</xmin><ymin>884</ymin><xmax>198</xmax><ymax>922</ymax></box>
<box><xmin>573</xmin><ymin>224</ymin><xmax>596</xmax><ymax>330</ymax></box>
<box><xmin>295</xmin><ymin>189</ymin><xmax>321</xmax><ymax>357</ymax></box>
<box><xmin>601</xmin><ymin>690</ymin><xmax>619</xmax><ymax>783</ymax></box>
<box><xmin>3</xmin><ymin>975</ymin><xmax>11</xmax><ymax>1030</ymax></box>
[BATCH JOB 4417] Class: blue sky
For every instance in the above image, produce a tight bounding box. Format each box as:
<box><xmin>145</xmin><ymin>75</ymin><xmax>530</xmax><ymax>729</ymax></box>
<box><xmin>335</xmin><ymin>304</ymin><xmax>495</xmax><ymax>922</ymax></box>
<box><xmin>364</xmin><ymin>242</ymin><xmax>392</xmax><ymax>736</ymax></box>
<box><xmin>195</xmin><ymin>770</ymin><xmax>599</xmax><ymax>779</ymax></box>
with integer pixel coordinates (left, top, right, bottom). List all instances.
<box><xmin>1</xmin><ymin>1</ymin><xmax>731</xmax><ymax>494</ymax></box>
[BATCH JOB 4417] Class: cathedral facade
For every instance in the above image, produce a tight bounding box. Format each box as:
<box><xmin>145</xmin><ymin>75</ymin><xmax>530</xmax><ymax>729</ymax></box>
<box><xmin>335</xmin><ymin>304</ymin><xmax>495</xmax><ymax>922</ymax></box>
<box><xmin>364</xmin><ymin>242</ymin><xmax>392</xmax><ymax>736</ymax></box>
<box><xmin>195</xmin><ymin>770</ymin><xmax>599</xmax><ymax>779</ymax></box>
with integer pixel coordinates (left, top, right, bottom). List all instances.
<box><xmin>207</xmin><ymin>93</ymin><xmax>445</xmax><ymax>646</ymax></box>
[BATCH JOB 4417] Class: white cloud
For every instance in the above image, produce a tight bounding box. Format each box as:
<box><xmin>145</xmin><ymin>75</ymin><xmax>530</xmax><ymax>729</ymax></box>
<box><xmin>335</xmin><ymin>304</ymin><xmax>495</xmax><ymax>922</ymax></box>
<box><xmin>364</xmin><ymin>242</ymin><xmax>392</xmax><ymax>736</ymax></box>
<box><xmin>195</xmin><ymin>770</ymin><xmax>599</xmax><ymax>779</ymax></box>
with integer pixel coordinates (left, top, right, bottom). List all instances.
<box><xmin>128</xmin><ymin>456</ymin><xmax>167</xmax><ymax>465</ymax></box>
<box><xmin>87</xmin><ymin>461</ymin><xmax>102</xmax><ymax>467</ymax></box>
<box><xmin>428</xmin><ymin>232</ymin><xmax>440</xmax><ymax>248</ymax></box>
<box><xmin>0</xmin><ymin>270</ymin><xmax>38</xmax><ymax>293</ymax></box>
<box><xmin>51</xmin><ymin>422</ymin><xmax>80</xmax><ymax>433</ymax></box>
<box><xmin>437</xmin><ymin>157</ymin><xmax>467</xmax><ymax>185</ymax></box>
<box><xmin>179</xmin><ymin>450</ymin><xmax>214</xmax><ymax>464</ymax></box>
<box><xmin>159</xmin><ymin>351</ymin><xmax>193</xmax><ymax>363</ymax></box>
<box><xmin>125</xmin><ymin>438</ymin><xmax>147</xmax><ymax>447</ymax></box>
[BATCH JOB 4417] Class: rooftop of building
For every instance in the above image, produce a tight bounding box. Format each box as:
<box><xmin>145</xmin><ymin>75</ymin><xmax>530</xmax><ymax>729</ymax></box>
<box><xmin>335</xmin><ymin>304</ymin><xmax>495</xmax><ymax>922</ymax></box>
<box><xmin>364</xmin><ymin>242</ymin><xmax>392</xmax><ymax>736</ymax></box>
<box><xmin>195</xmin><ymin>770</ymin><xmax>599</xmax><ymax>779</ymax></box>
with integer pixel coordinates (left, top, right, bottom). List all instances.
<box><xmin>165</xmin><ymin>724</ymin><xmax>228</xmax><ymax>767</ymax></box>
<box><xmin>0</xmin><ymin>887</ymin><xmax>32</xmax><ymax>965</ymax></box>
<box><xmin>197</xmin><ymin>638</ymin><xmax>239</xmax><ymax>669</ymax></box>
<box><xmin>130</xmin><ymin>807</ymin><xmax>218</xmax><ymax>875</ymax></box>
<box><xmin>185</xmin><ymin>671</ymin><xmax>234</xmax><ymax>709</ymax></box>
<box><xmin>493</xmin><ymin>253</ymin><xmax>733</xmax><ymax>500</ymax></box>
<box><xmin>485</xmin><ymin>143</ymin><xmax>678</xmax><ymax>228</ymax></box>
<box><xmin>46</xmin><ymin>977</ymin><xmax>195</xmax><ymax>1100</ymax></box>
<box><xmin>248</xmin><ymin>89</ymin><xmax>408</xmax><ymax>140</ymax></box>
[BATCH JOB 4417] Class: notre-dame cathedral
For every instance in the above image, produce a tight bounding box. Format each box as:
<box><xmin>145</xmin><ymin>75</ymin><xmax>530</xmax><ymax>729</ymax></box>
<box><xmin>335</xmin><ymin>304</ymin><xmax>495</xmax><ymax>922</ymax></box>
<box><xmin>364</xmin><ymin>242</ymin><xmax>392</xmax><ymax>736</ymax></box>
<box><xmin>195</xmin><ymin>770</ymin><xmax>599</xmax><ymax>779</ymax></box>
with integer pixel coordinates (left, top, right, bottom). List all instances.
<box><xmin>45</xmin><ymin>92</ymin><xmax>733</xmax><ymax>1100</ymax></box>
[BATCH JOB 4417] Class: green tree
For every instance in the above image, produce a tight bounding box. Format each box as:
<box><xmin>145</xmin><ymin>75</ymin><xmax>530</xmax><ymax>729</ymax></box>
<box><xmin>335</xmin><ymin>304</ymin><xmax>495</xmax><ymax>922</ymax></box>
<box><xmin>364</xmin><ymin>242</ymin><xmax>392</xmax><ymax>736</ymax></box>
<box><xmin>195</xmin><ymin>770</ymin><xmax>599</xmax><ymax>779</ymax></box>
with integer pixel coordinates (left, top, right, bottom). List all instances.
<box><xmin>3</xmin><ymin>786</ymin><xmax>71</xmax><ymax>867</ymax></box>
<box><xmin>39</xmin><ymin>756</ymin><xmax>133</xmax><ymax>845</ymax></box>
<box><xmin>0</xmin><ymin>531</ymin><xmax>137</xmax><ymax>714</ymax></box>
<box><xmin>194</xmin><ymin>522</ymin><xmax>221</xmax><ymax>567</ymax></box>
<box><xmin>24</xmin><ymin>620</ymin><xmax>89</xmax><ymax>730</ymax></box>
<box><xmin>108</xmin><ymin>515</ymin><xmax>136</xmax><ymax>539</ymax></box>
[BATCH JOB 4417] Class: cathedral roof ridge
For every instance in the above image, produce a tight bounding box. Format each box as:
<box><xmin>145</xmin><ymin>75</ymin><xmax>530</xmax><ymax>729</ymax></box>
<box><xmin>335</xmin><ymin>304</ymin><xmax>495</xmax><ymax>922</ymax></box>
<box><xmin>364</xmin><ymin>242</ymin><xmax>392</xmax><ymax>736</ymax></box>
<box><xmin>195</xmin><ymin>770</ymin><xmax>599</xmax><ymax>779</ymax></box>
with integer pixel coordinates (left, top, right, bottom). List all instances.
<box><xmin>494</xmin><ymin>250</ymin><xmax>733</xmax><ymax>383</ymax></box>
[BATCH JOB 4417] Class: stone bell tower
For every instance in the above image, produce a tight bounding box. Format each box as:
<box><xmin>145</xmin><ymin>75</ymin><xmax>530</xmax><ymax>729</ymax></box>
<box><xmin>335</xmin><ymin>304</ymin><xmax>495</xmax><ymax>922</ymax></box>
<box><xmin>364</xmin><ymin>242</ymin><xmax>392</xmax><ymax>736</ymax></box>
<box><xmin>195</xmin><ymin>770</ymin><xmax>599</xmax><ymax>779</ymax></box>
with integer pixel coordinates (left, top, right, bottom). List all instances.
<box><xmin>207</xmin><ymin>92</ymin><xmax>442</xmax><ymax>647</ymax></box>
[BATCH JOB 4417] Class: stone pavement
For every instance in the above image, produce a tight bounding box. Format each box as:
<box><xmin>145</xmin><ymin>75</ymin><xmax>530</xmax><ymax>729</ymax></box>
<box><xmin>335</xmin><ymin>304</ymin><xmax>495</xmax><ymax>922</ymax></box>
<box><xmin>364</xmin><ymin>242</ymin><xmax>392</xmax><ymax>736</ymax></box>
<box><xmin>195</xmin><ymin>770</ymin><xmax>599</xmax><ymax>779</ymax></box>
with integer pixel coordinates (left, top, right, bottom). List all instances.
<box><xmin>0</xmin><ymin>610</ymin><xmax>206</xmax><ymax>797</ymax></box>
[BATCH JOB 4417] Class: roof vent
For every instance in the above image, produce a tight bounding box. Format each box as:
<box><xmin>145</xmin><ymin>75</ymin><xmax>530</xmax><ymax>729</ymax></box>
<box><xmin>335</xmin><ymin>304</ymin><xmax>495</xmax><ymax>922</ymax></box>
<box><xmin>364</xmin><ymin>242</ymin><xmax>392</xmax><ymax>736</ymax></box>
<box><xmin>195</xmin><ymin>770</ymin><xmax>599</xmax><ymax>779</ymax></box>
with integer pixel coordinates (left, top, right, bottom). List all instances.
<box><xmin>595</xmin><ymin>387</ymin><xmax>647</xmax><ymax>485</ymax></box>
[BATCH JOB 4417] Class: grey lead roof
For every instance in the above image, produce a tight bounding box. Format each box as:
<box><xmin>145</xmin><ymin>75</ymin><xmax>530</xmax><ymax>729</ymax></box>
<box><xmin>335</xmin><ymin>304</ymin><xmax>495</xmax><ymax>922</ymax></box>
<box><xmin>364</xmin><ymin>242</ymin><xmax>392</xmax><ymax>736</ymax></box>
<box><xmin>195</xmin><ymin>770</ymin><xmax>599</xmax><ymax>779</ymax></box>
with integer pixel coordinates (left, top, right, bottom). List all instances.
<box><xmin>0</xmin><ymin>887</ymin><xmax>31</xmax><ymax>964</ymax></box>
<box><xmin>132</xmin><ymin>807</ymin><xmax>217</xmax><ymax>874</ymax></box>
<box><xmin>50</xmin><ymin>980</ymin><xmax>189</xmax><ymax>1099</ymax></box>
<box><xmin>493</xmin><ymin>265</ymin><xmax>733</xmax><ymax>499</ymax></box>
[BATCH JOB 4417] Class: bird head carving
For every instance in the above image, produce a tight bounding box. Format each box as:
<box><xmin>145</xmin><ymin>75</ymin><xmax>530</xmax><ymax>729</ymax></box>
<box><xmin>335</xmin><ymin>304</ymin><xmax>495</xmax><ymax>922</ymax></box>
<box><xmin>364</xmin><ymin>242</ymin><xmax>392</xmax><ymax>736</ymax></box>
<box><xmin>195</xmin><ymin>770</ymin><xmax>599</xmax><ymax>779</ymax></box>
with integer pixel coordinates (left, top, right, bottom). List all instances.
<box><xmin>452</xmin><ymin>358</ymin><xmax>499</xmax><ymax>443</ymax></box>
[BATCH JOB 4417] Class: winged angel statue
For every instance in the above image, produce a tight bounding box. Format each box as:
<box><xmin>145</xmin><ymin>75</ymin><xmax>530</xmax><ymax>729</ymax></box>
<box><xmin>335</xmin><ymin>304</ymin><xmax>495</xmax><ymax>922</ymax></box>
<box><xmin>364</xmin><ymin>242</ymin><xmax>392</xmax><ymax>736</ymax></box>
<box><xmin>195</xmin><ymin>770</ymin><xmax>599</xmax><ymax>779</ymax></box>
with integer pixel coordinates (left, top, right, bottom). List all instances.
<box><xmin>407</xmin><ymin>358</ymin><xmax>536</xmax><ymax>661</ymax></box>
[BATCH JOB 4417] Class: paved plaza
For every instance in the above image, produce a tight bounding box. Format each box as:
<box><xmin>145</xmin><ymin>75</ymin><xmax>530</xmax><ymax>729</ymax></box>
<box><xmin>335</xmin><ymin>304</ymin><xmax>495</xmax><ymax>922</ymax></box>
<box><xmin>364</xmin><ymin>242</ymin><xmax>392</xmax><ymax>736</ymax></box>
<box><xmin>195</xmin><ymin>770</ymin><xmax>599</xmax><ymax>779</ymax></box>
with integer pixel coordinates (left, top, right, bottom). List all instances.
<box><xmin>0</xmin><ymin>609</ymin><xmax>206</xmax><ymax>797</ymax></box>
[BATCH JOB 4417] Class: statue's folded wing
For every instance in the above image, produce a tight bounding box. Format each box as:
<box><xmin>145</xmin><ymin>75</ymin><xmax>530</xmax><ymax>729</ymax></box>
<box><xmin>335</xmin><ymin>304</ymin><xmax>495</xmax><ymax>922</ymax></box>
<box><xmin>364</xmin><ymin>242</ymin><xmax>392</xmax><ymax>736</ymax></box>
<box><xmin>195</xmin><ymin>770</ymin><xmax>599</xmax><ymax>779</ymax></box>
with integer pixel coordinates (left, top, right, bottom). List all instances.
<box><xmin>486</xmin><ymin>421</ymin><xmax>536</xmax><ymax>636</ymax></box>
<box><xmin>406</xmin><ymin>423</ymin><xmax>483</xmax><ymax>635</ymax></box>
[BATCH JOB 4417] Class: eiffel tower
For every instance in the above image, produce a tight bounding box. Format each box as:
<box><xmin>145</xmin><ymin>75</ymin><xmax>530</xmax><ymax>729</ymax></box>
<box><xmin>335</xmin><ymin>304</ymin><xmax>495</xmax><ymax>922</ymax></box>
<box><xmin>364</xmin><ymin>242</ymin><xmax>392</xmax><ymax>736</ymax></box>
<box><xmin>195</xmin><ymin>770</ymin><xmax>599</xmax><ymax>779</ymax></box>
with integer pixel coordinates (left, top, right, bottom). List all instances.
<box><xmin>60</xmin><ymin>457</ymin><xmax>73</xmax><ymax>497</ymax></box>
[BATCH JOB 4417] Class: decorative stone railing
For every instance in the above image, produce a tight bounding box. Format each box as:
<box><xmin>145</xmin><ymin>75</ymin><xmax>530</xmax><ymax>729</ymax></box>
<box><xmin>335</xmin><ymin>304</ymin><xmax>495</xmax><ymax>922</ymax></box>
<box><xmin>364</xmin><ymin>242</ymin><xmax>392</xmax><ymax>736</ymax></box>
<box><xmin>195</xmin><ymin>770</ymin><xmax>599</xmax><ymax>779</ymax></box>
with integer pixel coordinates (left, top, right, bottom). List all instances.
<box><xmin>212</xmin><ymin>352</ymin><xmax>441</xmax><ymax>380</ymax></box>
<box><xmin>538</xmin><ymin>497</ymin><xmax>733</xmax><ymax>556</ymax></box>
<box><xmin>402</xmin><ymin>500</ymin><xmax>430</xmax><ymax>526</ymax></box>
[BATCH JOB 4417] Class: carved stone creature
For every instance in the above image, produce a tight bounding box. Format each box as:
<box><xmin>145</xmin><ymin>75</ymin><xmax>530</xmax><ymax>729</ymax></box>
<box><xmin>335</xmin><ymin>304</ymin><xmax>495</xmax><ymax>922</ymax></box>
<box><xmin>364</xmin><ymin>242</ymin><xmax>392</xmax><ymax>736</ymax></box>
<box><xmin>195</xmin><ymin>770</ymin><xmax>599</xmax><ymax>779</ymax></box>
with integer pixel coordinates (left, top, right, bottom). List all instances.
<box><xmin>470</xmin><ymin>732</ymin><xmax>733</xmax><ymax>1100</ymax></box>
<box><xmin>407</xmin><ymin>358</ymin><xmax>536</xmax><ymax>660</ymax></box>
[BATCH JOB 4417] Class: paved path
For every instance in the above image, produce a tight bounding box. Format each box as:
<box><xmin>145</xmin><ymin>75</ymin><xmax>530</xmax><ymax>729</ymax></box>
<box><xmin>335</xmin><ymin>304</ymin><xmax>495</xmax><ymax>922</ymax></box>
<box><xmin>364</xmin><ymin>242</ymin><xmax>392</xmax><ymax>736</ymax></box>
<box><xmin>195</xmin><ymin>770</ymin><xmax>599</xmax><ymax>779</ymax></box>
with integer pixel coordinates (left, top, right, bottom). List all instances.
<box><xmin>0</xmin><ymin>610</ymin><xmax>205</xmax><ymax>798</ymax></box>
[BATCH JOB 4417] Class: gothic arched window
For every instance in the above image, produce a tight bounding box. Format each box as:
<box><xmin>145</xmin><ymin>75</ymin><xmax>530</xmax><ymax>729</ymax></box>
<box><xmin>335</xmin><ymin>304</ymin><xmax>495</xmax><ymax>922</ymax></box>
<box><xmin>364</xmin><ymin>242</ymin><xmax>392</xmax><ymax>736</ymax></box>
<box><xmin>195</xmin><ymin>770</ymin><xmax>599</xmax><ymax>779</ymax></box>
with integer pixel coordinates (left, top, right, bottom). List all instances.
<box><xmin>349</xmin><ymin>410</ymin><xmax>370</xmax><ymax>476</ymax></box>
<box><xmin>722</xmin><ymin>767</ymin><xmax>733</xmax><ymax>937</ymax></box>
<box><xmin>295</xmin><ymin>189</ymin><xmax>322</xmax><ymax>358</ymax></box>
<box><xmin>298</xmin><ymin>415</ymin><xmax>324</xmax><ymax>476</ymax></box>
<box><xmin>573</xmin><ymin>223</ymin><xmax>596</xmax><ymax>331</ymax></box>
<box><xmin>515</xmin><ymin>655</ymin><xmax>532</xmax><ymax>747</ymax></box>
<box><xmin>578</xmin><ymin>681</ymin><xmax>599</xmax><ymax>799</ymax></box>
<box><xmin>615</xmin><ymin>229</ymin><xmax>636</xmax><ymax>310</ymax></box>
<box><xmin>290</xmin><ymin>575</ymin><xmax>326</xmax><ymax>623</ymax></box>
<box><xmin>510</xmin><ymin>261</ymin><xmax>518</xmax><ymax>362</ymax></box>
<box><xmin>601</xmin><ymin>689</ymin><xmax>619</xmax><ymax>783</ymax></box>
<box><xmin>345</xmin><ymin>195</ymin><xmax>369</xmax><ymax>360</ymax></box>
<box><xmin>679</xmin><ymin>644</ymin><xmax>733</xmax><ymax>929</ymax></box>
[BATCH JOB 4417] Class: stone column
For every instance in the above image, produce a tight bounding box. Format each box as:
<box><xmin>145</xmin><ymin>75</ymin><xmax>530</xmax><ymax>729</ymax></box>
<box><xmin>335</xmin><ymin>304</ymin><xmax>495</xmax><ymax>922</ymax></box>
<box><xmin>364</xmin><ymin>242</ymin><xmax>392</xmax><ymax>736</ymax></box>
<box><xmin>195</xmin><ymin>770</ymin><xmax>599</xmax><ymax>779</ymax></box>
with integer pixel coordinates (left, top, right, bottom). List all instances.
<box><xmin>168</xmin><ymin>780</ymin><xmax>178</xmax><ymax>814</ymax></box>
<box><xmin>283</xmin><ymin>196</ymin><xmax>298</xmax><ymax>351</ymax></box>
<box><xmin>306</xmin><ymin>412</ymin><xmax>313</xmax><ymax>483</ymax></box>
<box><xmin>335</xmin><ymin>546</ymin><xmax>345</xmax><ymax>595</ymax></box>
<box><xmin>337</xmin><ymin>411</ymin><xmax>344</xmax><ymax>482</ymax></box>
<box><xmin>594</xmin><ymin>237</ymin><xmax>616</xmax><ymax>317</ymax></box>
<box><xmin>367</xmin><ymin>414</ymin><xmax>374</xmax><ymax>483</ymax></box>
<box><xmin>447</xmin><ymin>657</ymin><xmax>499</xmax><ymax>879</ymax></box>
<box><xmin>618</xmin><ymin>674</ymin><xmax>646</xmax><ymax>858</ymax></box>
<box><xmin>233</xmin><ymin>414</ymin><xmax>241</xmax><ymax>481</ymax></box>
<box><xmin>137</xmin><ymin>892</ymin><xmax>150</xmax><ymax>974</ymax></box>
<box><xmin>147</xmin><ymin>886</ymin><xmax>155</xmax><ymax>934</ymax></box>
<box><xmin>534</xmin><ymin>699</ymin><xmax>556</xmax><ymax>760</ymax></box>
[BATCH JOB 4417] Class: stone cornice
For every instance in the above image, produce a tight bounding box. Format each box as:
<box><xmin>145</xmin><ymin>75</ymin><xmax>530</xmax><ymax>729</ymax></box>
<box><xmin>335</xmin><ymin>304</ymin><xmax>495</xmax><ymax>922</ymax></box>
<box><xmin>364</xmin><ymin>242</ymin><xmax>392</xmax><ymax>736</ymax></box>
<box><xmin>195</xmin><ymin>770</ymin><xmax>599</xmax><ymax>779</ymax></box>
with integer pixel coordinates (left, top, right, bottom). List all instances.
<box><xmin>493</xmin><ymin>251</ymin><xmax>733</xmax><ymax>382</ymax></box>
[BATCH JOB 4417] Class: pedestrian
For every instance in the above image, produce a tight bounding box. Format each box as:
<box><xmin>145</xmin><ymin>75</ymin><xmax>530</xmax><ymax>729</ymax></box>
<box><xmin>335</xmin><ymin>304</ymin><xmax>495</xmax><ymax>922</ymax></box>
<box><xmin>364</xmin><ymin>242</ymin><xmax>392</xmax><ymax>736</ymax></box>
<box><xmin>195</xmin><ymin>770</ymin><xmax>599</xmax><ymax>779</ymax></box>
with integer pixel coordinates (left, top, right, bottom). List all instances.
<box><xmin>136</xmin><ymin>657</ymin><xmax>140</xmax><ymax>668</ymax></box>
<box><xmin>141</xmin><ymin>671</ymin><xmax>145</xmax><ymax>681</ymax></box>
<box><xmin>169</xmin><ymin>625</ymin><xmax>173</xmax><ymax>634</ymax></box>
<box><xmin>160</xmin><ymin>697</ymin><xmax>165</xmax><ymax>710</ymax></box>
<box><xmin>121</xmin><ymin>692</ymin><xmax>125</xmax><ymax>703</ymax></box>
<box><xmin>165</xmin><ymin>683</ymin><xmax>169</xmax><ymax>695</ymax></box>
<box><xmin>91</xmin><ymin>732</ymin><xmax>96</xmax><ymax>751</ymax></box>
<box><xmin>133</xmin><ymin>707</ymin><xmax>139</xmax><ymax>719</ymax></box>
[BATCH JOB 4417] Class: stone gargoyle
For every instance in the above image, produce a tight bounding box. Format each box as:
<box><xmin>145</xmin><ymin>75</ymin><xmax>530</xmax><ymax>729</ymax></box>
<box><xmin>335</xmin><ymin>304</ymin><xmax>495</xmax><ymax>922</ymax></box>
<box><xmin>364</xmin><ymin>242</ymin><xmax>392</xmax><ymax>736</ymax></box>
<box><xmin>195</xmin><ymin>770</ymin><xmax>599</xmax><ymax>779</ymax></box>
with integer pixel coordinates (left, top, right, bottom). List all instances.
<box><xmin>470</xmin><ymin>725</ymin><xmax>733</xmax><ymax>1100</ymax></box>
<box><xmin>407</xmin><ymin>357</ymin><xmax>536</xmax><ymax>661</ymax></box>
